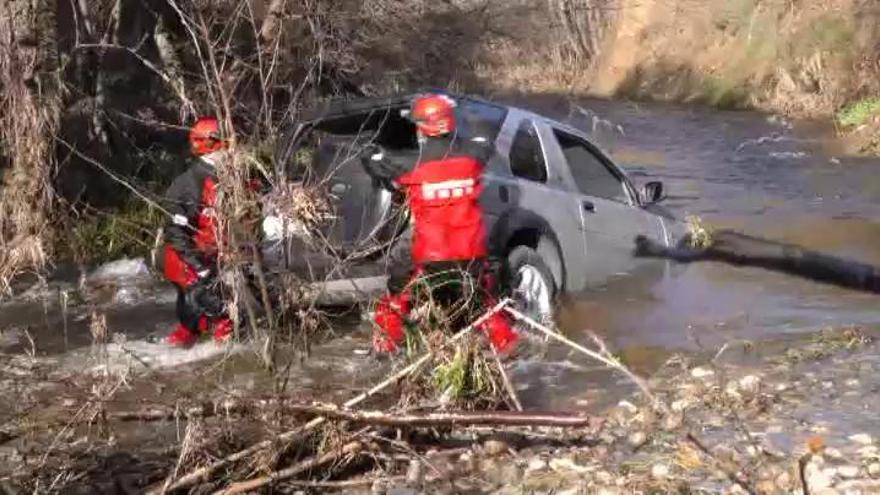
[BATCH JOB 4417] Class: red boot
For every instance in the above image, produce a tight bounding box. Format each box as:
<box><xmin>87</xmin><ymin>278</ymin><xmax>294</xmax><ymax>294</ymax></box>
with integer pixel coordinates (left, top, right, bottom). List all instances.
<box><xmin>372</xmin><ymin>293</ymin><xmax>410</xmax><ymax>353</ymax></box>
<box><xmin>166</xmin><ymin>324</ymin><xmax>199</xmax><ymax>348</ymax></box>
<box><xmin>479</xmin><ymin>312</ymin><xmax>518</xmax><ymax>355</ymax></box>
<box><xmin>211</xmin><ymin>318</ymin><xmax>234</xmax><ymax>343</ymax></box>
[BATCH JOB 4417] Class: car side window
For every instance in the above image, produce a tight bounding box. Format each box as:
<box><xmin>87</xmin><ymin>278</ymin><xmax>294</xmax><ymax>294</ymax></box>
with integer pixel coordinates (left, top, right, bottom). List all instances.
<box><xmin>509</xmin><ymin>120</ymin><xmax>547</xmax><ymax>183</ymax></box>
<box><xmin>553</xmin><ymin>129</ymin><xmax>628</xmax><ymax>203</ymax></box>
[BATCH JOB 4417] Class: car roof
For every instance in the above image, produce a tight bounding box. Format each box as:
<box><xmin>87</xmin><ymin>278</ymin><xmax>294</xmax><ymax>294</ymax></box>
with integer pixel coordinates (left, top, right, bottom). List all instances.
<box><xmin>298</xmin><ymin>89</ymin><xmax>508</xmax><ymax>122</ymax></box>
<box><xmin>297</xmin><ymin>90</ymin><xmax>596</xmax><ymax>144</ymax></box>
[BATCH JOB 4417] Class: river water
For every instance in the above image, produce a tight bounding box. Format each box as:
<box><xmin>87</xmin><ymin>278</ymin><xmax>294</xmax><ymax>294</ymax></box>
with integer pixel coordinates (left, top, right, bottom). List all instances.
<box><xmin>1</xmin><ymin>95</ymin><xmax>878</xmax><ymax>436</ymax></box>
<box><xmin>500</xmin><ymin>94</ymin><xmax>880</xmax><ymax>410</ymax></box>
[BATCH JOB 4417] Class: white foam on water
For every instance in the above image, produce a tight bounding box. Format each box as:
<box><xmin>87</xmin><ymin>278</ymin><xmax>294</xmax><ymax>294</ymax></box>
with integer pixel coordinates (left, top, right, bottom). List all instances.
<box><xmin>61</xmin><ymin>338</ymin><xmax>250</xmax><ymax>377</ymax></box>
<box><xmin>88</xmin><ymin>258</ymin><xmax>151</xmax><ymax>284</ymax></box>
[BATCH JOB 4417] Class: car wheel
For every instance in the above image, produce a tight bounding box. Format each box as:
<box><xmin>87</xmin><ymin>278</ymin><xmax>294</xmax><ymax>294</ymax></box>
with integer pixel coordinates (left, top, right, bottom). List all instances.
<box><xmin>506</xmin><ymin>245</ymin><xmax>556</xmax><ymax>326</ymax></box>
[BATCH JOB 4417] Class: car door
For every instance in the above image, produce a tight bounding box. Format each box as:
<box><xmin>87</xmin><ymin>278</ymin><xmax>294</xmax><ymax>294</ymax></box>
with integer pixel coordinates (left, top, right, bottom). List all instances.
<box><xmin>544</xmin><ymin>127</ymin><xmax>663</xmax><ymax>285</ymax></box>
<box><xmin>488</xmin><ymin>112</ymin><xmax>587</xmax><ymax>291</ymax></box>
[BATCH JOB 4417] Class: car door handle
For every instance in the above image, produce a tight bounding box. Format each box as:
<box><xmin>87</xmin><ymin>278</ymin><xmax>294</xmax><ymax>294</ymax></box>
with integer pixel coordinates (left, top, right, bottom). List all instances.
<box><xmin>582</xmin><ymin>200</ymin><xmax>595</xmax><ymax>212</ymax></box>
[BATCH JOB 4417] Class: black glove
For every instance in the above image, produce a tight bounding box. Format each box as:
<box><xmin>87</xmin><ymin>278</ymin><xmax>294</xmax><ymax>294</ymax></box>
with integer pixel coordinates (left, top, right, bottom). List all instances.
<box><xmin>359</xmin><ymin>144</ymin><xmax>400</xmax><ymax>192</ymax></box>
<box><xmin>186</xmin><ymin>275</ymin><xmax>225</xmax><ymax>317</ymax></box>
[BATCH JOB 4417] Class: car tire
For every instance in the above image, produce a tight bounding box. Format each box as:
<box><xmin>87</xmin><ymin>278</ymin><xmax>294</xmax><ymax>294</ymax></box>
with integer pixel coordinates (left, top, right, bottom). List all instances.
<box><xmin>506</xmin><ymin>245</ymin><xmax>557</xmax><ymax>325</ymax></box>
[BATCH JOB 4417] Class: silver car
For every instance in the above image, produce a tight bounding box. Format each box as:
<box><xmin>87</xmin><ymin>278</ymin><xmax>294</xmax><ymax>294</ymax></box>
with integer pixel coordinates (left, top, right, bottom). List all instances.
<box><xmin>264</xmin><ymin>92</ymin><xmax>684</xmax><ymax>319</ymax></box>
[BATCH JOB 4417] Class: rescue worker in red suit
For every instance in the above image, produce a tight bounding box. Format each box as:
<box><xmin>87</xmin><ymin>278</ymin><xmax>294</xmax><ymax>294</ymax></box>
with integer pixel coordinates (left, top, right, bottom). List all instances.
<box><xmin>360</xmin><ymin>94</ymin><xmax>519</xmax><ymax>354</ymax></box>
<box><xmin>162</xmin><ymin>116</ymin><xmax>234</xmax><ymax>347</ymax></box>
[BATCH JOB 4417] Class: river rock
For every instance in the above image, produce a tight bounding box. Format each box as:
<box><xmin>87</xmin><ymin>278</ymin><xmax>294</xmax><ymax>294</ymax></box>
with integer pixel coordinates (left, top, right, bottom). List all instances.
<box><xmin>671</xmin><ymin>398</ymin><xmax>693</xmax><ymax>412</ymax></box>
<box><xmin>691</xmin><ymin>367</ymin><xmax>715</xmax><ymax>379</ymax></box>
<box><xmin>662</xmin><ymin>411</ymin><xmax>684</xmax><ymax>430</ymax></box>
<box><xmin>617</xmin><ymin>400</ymin><xmax>639</xmax><ymax>414</ymax></box>
<box><xmin>845</xmin><ymin>378</ymin><xmax>860</xmax><ymax>388</ymax></box>
<box><xmin>858</xmin><ymin>445</ymin><xmax>879</xmax><ymax>459</ymax></box>
<box><xmin>850</xmin><ymin>433</ymin><xmax>874</xmax><ymax>445</ymax></box>
<box><xmin>526</xmin><ymin>458</ymin><xmax>548</xmax><ymax>473</ymax></box>
<box><xmin>837</xmin><ymin>465</ymin><xmax>860</xmax><ymax>478</ymax></box>
<box><xmin>738</xmin><ymin>375</ymin><xmax>761</xmax><ymax>396</ymax></box>
<box><xmin>868</xmin><ymin>462</ymin><xmax>880</xmax><ymax>477</ymax></box>
<box><xmin>651</xmin><ymin>463</ymin><xmax>670</xmax><ymax>480</ymax></box>
<box><xmin>755</xmin><ymin>480</ymin><xmax>776</xmax><ymax>494</ymax></box>
<box><xmin>627</xmin><ymin>431</ymin><xmax>647</xmax><ymax>448</ymax></box>
<box><xmin>459</xmin><ymin>452</ymin><xmax>476</xmax><ymax>472</ymax></box>
<box><xmin>483</xmin><ymin>440</ymin><xmax>509</xmax><ymax>457</ymax></box>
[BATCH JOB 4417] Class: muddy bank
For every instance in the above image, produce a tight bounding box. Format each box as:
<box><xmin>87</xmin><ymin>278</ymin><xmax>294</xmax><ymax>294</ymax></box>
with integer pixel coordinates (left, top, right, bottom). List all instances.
<box><xmin>578</xmin><ymin>0</ymin><xmax>880</xmax><ymax>156</ymax></box>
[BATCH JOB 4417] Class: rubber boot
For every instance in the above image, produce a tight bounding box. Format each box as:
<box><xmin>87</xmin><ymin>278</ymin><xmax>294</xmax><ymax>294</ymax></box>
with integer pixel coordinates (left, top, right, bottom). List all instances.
<box><xmin>479</xmin><ymin>312</ymin><xmax>519</xmax><ymax>355</ymax></box>
<box><xmin>372</xmin><ymin>292</ymin><xmax>410</xmax><ymax>353</ymax></box>
<box><xmin>211</xmin><ymin>318</ymin><xmax>234</xmax><ymax>343</ymax></box>
<box><xmin>165</xmin><ymin>324</ymin><xmax>199</xmax><ymax>348</ymax></box>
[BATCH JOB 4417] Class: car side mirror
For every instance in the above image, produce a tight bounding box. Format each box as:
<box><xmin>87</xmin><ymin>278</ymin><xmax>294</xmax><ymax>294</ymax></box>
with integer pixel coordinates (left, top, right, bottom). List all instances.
<box><xmin>641</xmin><ymin>181</ymin><xmax>665</xmax><ymax>204</ymax></box>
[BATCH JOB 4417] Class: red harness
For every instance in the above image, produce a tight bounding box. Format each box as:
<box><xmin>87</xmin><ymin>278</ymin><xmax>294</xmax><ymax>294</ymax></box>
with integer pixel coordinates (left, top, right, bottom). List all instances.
<box><xmin>397</xmin><ymin>156</ymin><xmax>487</xmax><ymax>263</ymax></box>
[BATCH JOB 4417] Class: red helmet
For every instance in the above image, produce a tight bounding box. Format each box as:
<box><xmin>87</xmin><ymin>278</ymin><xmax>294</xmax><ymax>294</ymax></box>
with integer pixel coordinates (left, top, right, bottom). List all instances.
<box><xmin>410</xmin><ymin>94</ymin><xmax>456</xmax><ymax>137</ymax></box>
<box><xmin>189</xmin><ymin>116</ymin><xmax>227</xmax><ymax>156</ymax></box>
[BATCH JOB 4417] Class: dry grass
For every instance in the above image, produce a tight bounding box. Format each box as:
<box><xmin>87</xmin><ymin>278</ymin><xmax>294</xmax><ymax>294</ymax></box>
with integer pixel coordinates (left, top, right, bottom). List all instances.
<box><xmin>0</xmin><ymin>2</ymin><xmax>60</xmax><ymax>295</ymax></box>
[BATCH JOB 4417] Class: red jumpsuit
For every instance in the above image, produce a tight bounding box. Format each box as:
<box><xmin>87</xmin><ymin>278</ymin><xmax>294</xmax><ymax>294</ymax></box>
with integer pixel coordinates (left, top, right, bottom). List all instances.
<box><xmin>363</xmin><ymin>136</ymin><xmax>518</xmax><ymax>353</ymax></box>
<box><xmin>163</xmin><ymin>153</ymin><xmax>232</xmax><ymax>342</ymax></box>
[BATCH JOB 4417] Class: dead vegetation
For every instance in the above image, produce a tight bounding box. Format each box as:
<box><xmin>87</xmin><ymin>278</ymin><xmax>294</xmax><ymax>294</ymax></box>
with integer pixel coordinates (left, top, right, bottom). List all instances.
<box><xmin>0</xmin><ymin>0</ymin><xmax>61</xmax><ymax>294</ymax></box>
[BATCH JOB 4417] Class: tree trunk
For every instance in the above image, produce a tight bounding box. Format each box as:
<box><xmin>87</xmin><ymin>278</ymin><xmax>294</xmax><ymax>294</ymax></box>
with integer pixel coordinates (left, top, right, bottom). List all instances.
<box><xmin>634</xmin><ymin>231</ymin><xmax>880</xmax><ymax>294</ymax></box>
<box><xmin>153</xmin><ymin>11</ymin><xmax>193</xmax><ymax>120</ymax></box>
<box><xmin>259</xmin><ymin>0</ymin><xmax>287</xmax><ymax>45</ymax></box>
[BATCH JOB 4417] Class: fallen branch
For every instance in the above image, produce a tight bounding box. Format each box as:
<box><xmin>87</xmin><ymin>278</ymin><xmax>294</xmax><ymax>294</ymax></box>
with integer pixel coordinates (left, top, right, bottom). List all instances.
<box><xmin>505</xmin><ymin>306</ymin><xmax>655</xmax><ymax>403</ymax></box>
<box><xmin>215</xmin><ymin>441</ymin><xmax>364</xmax><ymax>495</ymax></box>
<box><xmin>151</xmin><ymin>299</ymin><xmax>512</xmax><ymax>494</ymax></box>
<box><xmin>493</xmin><ymin>348</ymin><xmax>523</xmax><ymax>412</ymax></box>
<box><xmin>279</xmin><ymin>476</ymin><xmax>404</xmax><ymax>490</ymax></box>
<box><xmin>284</xmin><ymin>404</ymin><xmax>603</xmax><ymax>428</ymax></box>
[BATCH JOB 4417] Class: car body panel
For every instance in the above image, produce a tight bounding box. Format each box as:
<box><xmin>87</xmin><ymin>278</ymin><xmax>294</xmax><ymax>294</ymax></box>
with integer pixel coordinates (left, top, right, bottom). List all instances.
<box><xmin>267</xmin><ymin>92</ymin><xmax>683</xmax><ymax>303</ymax></box>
